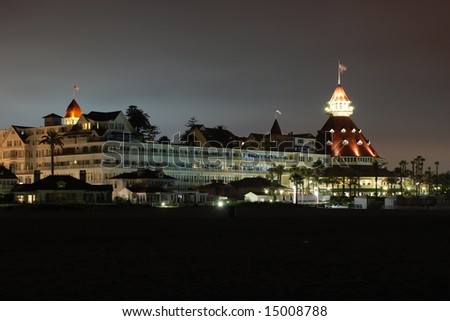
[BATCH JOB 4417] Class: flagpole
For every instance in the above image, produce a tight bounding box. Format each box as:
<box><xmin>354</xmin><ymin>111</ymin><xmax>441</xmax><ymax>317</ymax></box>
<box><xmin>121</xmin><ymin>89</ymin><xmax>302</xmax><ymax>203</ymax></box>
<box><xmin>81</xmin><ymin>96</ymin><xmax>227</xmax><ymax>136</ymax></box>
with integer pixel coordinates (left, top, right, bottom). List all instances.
<box><xmin>274</xmin><ymin>108</ymin><xmax>282</xmax><ymax>119</ymax></box>
<box><xmin>73</xmin><ymin>85</ymin><xmax>79</xmax><ymax>98</ymax></box>
<box><xmin>338</xmin><ymin>59</ymin><xmax>341</xmax><ymax>85</ymax></box>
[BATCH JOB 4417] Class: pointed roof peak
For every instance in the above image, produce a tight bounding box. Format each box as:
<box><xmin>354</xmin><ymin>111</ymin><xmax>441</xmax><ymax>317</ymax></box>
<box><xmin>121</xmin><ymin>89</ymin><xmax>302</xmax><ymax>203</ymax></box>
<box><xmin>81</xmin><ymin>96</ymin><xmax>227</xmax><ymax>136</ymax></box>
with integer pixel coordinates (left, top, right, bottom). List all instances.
<box><xmin>330</xmin><ymin>84</ymin><xmax>350</xmax><ymax>102</ymax></box>
<box><xmin>64</xmin><ymin>99</ymin><xmax>82</xmax><ymax>118</ymax></box>
<box><xmin>270</xmin><ymin>119</ymin><xmax>282</xmax><ymax>135</ymax></box>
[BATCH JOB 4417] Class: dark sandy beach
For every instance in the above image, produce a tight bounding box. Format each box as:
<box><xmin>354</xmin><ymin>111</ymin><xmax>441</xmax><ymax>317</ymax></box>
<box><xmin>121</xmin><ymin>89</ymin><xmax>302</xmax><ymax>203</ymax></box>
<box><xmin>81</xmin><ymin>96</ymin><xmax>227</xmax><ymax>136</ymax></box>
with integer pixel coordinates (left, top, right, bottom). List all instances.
<box><xmin>1</xmin><ymin>204</ymin><xmax>449</xmax><ymax>301</ymax></box>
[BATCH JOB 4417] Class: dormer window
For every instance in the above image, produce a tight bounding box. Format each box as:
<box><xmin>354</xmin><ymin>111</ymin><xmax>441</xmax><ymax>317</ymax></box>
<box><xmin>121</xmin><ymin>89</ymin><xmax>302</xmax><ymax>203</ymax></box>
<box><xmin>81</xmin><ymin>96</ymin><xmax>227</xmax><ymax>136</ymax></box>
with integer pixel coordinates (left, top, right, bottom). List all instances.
<box><xmin>358</xmin><ymin>129</ymin><xmax>362</xmax><ymax>133</ymax></box>
<box><xmin>357</xmin><ymin>140</ymin><xmax>363</xmax><ymax>145</ymax></box>
<box><xmin>342</xmin><ymin>139</ymin><xmax>349</xmax><ymax>145</ymax></box>
<box><xmin>341</xmin><ymin>128</ymin><xmax>346</xmax><ymax>133</ymax></box>
<box><xmin>326</xmin><ymin>140</ymin><xmax>332</xmax><ymax>145</ymax></box>
<box><xmin>56</xmin><ymin>181</ymin><xmax>66</xmax><ymax>189</ymax></box>
<box><xmin>351</xmin><ymin>128</ymin><xmax>356</xmax><ymax>133</ymax></box>
<box><xmin>329</xmin><ymin>129</ymin><xmax>335</xmax><ymax>133</ymax></box>
<box><xmin>367</xmin><ymin>141</ymin><xmax>371</xmax><ymax>146</ymax></box>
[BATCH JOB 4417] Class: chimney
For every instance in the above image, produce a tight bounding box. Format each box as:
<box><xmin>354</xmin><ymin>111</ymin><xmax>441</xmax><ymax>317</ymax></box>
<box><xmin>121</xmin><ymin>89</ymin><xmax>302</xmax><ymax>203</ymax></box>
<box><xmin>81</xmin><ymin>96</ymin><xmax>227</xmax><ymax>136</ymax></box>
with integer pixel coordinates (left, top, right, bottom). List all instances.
<box><xmin>79</xmin><ymin>170</ymin><xmax>86</xmax><ymax>182</ymax></box>
<box><xmin>33</xmin><ymin>170</ymin><xmax>41</xmax><ymax>183</ymax></box>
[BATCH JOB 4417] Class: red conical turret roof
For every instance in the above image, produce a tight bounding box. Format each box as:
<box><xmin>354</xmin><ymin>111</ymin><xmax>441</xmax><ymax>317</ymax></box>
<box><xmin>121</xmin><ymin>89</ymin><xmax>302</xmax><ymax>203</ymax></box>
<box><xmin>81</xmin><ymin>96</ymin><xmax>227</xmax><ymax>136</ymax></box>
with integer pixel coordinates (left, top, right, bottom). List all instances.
<box><xmin>64</xmin><ymin>99</ymin><xmax>82</xmax><ymax>118</ymax></box>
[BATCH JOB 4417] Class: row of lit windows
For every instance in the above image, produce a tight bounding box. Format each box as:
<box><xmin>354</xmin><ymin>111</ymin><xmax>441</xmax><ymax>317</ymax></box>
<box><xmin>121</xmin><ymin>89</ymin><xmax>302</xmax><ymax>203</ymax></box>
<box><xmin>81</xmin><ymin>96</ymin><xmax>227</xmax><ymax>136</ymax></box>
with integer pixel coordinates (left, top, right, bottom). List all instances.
<box><xmin>335</xmin><ymin>157</ymin><xmax>373</xmax><ymax>163</ymax></box>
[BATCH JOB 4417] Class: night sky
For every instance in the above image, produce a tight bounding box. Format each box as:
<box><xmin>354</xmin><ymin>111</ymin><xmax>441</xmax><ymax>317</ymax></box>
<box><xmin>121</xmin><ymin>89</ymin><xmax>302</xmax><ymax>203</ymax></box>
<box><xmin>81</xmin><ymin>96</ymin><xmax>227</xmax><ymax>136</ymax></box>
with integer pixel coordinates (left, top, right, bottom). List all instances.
<box><xmin>1</xmin><ymin>0</ymin><xmax>449</xmax><ymax>171</ymax></box>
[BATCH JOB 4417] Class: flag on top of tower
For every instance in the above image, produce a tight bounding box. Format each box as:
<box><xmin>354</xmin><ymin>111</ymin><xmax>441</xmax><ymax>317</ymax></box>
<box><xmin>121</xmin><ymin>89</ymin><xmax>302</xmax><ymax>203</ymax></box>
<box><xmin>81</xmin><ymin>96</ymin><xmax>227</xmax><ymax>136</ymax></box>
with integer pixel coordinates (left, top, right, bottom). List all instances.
<box><xmin>72</xmin><ymin>84</ymin><xmax>80</xmax><ymax>98</ymax></box>
<box><xmin>337</xmin><ymin>60</ymin><xmax>347</xmax><ymax>85</ymax></box>
<box><xmin>275</xmin><ymin>109</ymin><xmax>282</xmax><ymax>115</ymax></box>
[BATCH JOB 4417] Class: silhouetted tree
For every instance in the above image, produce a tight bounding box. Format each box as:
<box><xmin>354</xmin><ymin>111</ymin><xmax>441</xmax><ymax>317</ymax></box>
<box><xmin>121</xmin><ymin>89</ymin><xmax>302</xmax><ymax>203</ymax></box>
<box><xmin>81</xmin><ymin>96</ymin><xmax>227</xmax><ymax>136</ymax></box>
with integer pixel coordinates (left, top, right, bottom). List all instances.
<box><xmin>39</xmin><ymin>129</ymin><xmax>64</xmax><ymax>175</ymax></box>
<box><xmin>180</xmin><ymin>116</ymin><xmax>199</xmax><ymax>142</ymax></box>
<box><xmin>289</xmin><ymin>165</ymin><xmax>304</xmax><ymax>204</ymax></box>
<box><xmin>398</xmin><ymin>160</ymin><xmax>409</xmax><ymax>195</ymax></box>
<box><xmin>157</xmin><ymin>135</ymin><xmax>171</xmax><ymax>144</ymax></box>
<box><xmin>413</xmin><ymin>155</ymin><xmax>426</xmax><ymax>195</ymax></box>
<box><xmin>268</xmin><ymin>164</ymin><xmax>285</xmax><ymax>183</ymax></box>
<box><xmin>126</xmin><ymin>105</ymin><xmax>160</xmax><ymax>141</ymax></box>
<box><xmin>372</xmin><ymin>159</ymin><xmax>384</xmax><ymax>196</ymax></box>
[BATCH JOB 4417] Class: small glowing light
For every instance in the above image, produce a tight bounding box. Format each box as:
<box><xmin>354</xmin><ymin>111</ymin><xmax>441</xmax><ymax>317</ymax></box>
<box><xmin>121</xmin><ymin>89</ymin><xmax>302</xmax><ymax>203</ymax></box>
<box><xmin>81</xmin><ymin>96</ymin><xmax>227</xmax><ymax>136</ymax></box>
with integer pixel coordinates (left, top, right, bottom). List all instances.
<box><xmin>161</xmin><ymin>202</ymin><xmax>166</xmax><ymax>207</ymax></box>
<box><xmin>217</xmin><ymin>201</ymin><xmax>224</xmax><ymax>207</ymax></box>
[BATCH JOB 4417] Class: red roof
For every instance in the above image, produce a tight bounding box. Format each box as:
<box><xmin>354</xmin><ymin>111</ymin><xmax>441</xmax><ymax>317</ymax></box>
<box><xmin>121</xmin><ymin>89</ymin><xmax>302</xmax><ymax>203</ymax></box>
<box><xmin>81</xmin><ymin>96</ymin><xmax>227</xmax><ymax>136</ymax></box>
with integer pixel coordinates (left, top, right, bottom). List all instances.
<box><xmin>316</xmin><ymin>116</ymin><xmax>380</xmax><ymax>157</ymax></box>
<box><xmin>64</xmin><ymin>99</ymin><xmax>82</xmax><ymax>118</ymax></box>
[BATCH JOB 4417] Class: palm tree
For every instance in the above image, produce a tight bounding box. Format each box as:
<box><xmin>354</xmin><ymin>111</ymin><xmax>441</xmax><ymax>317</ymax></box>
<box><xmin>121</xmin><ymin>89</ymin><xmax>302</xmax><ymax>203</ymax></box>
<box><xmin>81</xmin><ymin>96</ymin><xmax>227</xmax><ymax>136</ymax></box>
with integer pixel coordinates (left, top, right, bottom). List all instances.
<box><xmin>434</xmin><ymin>161</ymin><xmax>439</xmax><ymax>194</ymax></box>
<box><xmin>398</xmin><ymin>160</ymin><xmax>408</xmax><ymax>195</ymax></box>
<box><xmin>39</xmin><ymin>129</ymin><xmax>64</xmax><ymax>175</ymax></box>
<box><xmin>268</xmin><ymin>164</ymin><xmax>286</xmax><ymax>184</ymax></box>
<box><xmin>372</xmin><ymin>159</ymin><xmax>383</xmax><ymax>197</ymax></box>
<box><xmin>386</xmin><ymin>176</ymin><xmax>398</xmax><ymax>196</ymax></box>
<box><xmin>290</xmin><ymin>172</ymin><xmax>304</xmax><ymax>204</ymax></box>
<box><xmin>329</xmin><ymin>176</ymin><xmax>341</xmax><ymax>196</ymax></box>
<box><xmin>289</xmin><ymin>165</ymin><xmax>305</xmax><ymax>204</ymax></box>
<box><xmin>413</xmin><ymin>155</ymin><xmax>426</xmax><ymax>195</ymax></box>
<box><xmin>300</xmin><ymin>167</ymin><xmax>314</xmax><ymax>195</ymax></box>
<box><xmin>414</xmin><ymin>155</ymin><xmax>426</xmax><ymax>175</ymax></box>
<box><xmin>311</xmin><ymin>159</ymin><xmax>325</xmax><ymax>190</ymax></box>
<box><xmin>425</xmin><ymin>167</ymin><xmax>434</xmax><ymax>195</ymax></box>
<box><xmin>434</xmin><ymin>161</ymin><xmax>439</xmax><ymax>176</ymax></box>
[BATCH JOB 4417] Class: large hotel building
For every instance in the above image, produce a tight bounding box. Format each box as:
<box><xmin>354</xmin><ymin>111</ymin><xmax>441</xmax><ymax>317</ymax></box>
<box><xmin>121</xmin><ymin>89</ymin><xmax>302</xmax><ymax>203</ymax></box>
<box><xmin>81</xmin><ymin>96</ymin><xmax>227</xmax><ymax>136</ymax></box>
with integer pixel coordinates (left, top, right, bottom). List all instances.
<box><xmin>0</xmin><ymin>81</ymin><xmax>390</xmax><ymax>199</ymax></box>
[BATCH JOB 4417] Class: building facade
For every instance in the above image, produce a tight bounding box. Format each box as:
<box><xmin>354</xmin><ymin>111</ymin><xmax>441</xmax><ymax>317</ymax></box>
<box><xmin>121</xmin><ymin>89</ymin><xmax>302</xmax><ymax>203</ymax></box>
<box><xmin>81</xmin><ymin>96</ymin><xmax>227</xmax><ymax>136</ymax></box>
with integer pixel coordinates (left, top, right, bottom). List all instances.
<box><xmin>0</xmin><ymin>81</ymin><xmax>394</xmax><ymax>200</ymax></box>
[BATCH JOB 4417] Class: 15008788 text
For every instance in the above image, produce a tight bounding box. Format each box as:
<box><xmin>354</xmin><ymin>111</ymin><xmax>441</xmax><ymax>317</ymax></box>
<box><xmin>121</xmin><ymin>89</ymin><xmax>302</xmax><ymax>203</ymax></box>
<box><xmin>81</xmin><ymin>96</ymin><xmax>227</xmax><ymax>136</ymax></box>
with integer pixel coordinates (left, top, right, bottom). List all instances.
<box><xmin>264</xmin><ymin>306</ymin><xmax>327</xmax><ymax>317</ymax></box>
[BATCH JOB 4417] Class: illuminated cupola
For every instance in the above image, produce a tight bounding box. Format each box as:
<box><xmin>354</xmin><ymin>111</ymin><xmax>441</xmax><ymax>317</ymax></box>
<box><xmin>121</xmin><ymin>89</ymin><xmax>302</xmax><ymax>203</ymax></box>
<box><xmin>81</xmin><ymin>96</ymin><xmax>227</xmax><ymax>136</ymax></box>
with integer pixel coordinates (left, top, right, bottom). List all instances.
<box><xmin>62</xmin><ymin>99</ymin><xmax>83</xmax><ymax>125</ymax></box>
<box><xmin>324</xmin><ymin>84</ymin><xmax>354</xmax><ymax>117</ymax></box>
<box><xmin>316</xmin><ymin>77</ymin><xmax>380</xmax><ymax>159</ymax></box>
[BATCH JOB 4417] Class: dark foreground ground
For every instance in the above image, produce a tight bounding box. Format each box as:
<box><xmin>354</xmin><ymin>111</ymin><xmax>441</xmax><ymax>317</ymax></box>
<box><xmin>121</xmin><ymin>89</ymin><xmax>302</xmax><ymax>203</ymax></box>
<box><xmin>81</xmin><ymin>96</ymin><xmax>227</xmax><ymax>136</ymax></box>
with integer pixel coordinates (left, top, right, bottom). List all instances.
<box><xmin>0</xmin><ymin>204</ymin><xmax>449</xmax><ymax>301</ymax></box>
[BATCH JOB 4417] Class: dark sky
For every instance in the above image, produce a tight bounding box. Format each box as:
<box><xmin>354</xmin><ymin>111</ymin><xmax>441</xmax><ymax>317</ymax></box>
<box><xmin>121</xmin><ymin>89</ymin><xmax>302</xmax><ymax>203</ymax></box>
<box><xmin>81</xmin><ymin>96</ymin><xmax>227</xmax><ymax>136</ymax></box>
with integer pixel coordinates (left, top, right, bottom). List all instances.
<box><xmin>1</xmin><ymin>0</ymin><xmax>449</xmax><ymax>171</ymax></box>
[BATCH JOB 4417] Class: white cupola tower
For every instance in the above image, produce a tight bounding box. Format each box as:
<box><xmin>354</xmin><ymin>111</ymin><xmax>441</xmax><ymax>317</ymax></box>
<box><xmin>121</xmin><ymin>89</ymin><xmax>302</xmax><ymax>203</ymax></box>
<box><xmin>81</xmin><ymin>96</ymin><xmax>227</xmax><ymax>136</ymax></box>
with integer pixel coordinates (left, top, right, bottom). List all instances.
<box><xmin>324</xmin><ymin>84</ymin><xmax>354</xmax><ymax>117</ymax></box>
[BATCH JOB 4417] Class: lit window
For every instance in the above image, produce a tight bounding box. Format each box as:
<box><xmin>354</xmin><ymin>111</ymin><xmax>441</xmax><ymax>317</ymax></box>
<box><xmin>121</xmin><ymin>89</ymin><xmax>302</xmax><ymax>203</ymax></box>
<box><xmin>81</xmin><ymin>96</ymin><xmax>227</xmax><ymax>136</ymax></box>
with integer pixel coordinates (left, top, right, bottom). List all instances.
<box><xmin>352</xmin><ymin>128</ymin><xmax>356</xmax><ymax>133</ymax></box>
<box><xmin>357</xmin><ymin>140</ymin><xmax>363</xmax><ymax>145</ymax></box>
<box><xmin>341</xmin><ymin>128</ymin><xmax>346</xmax><ymax>133</ymax></box>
